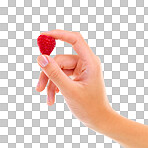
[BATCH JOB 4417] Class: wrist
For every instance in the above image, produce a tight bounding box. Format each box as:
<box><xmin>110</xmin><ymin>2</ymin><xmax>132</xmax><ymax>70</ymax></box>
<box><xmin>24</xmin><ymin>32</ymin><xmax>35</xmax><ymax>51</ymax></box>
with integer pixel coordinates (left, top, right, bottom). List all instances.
<box><xmin>98</xmin><ymin>108</ymin><xmax>121</xmax><ymax>135</ymax></box>
<box><xmin>86</xmin><ymin>105</ymin><xmax>118</xmax><ymax>134</ymax></box>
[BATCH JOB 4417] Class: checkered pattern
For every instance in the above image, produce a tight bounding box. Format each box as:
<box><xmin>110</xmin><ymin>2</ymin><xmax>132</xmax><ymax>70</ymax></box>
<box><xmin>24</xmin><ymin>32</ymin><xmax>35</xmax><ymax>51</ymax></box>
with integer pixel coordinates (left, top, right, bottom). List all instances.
<box><xmin>0</xmin><ymin>0</ymin><xmax>148</xmax><ymax>147</ymax></box>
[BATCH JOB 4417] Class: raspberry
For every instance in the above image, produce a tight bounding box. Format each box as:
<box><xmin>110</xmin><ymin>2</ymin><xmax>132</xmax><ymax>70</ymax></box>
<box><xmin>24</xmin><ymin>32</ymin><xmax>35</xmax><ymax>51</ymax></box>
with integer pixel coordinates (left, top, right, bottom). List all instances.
<box><xmin>37</xmin><ymin>35</ymin><xmax>56</xmax><ymax>55</ymax></box>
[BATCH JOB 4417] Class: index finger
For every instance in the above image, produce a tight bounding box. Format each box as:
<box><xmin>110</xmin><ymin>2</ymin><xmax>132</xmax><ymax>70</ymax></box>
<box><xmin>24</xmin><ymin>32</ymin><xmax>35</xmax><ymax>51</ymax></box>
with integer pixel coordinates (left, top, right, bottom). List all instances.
<box><xmin>41</xmin><ymin>29</ymin><xmax>94</xmax><ymax>61</ymax></box>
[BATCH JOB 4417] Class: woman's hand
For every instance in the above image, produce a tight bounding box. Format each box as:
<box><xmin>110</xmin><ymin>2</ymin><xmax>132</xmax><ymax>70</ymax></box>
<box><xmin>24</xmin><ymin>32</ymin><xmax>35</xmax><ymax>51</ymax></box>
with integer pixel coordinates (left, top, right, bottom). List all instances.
<box><xmin>36</xmin><ymin>30</ymin><xmax>148</xmax><ymax>148</ymax></box>
<box><xmin>36</xmin><ymin>29</ymin><xmax>113</xmax><ymax>130</ymax></box>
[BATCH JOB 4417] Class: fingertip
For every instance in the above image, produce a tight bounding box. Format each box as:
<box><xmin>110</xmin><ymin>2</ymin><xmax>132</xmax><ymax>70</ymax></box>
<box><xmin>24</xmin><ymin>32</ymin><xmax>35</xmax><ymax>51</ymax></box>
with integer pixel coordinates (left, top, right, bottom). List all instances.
<box><xmin>40</xmin><ymin>30</ymin><xmax>57</xmax><ymax>36</ymax></box>
<box><xmin>37</xmin><ymin>54</ymin><xmax>46</xmax><ymax>63</ymax></box>
<box><xmin>35</xmin><ymin>81</ymin><xmax>41</xmax><ymax>92</ymax></box>
<box><xmin>35</xmin><ymin>82</ymin><xmax>41</xmax><ymax>92</ymax></box>
<box><xmin>40</xmin><ymin>31</ymin><xmax>48</xmax><ymax>35</ymax></box>
<box><xmin>47</xmin><ymin>100</ymin><xmax>51</xmax><ymax>106</ymax></box>
<box><xmin>35</xmin><ymin>86</ymin><xmax>45</xmax><ymax>92</ymax></box>
<box><xmin>47</xmin><ymin>98</ymin><xmax>55</xmax><ymax>106</ymax></box>
<box><xmin>35</xmin><ymin>86</ymin><xmax>40</xmax><ymax>92</ymax></box>
<box><xmin>36</xmin><ymin>55</ymin><xmax>42</xmax><ymax>65</ymax></box>
<box><xmin>37</xmin><ymin>54</ymin><xmax>42</xmax><ymax>60</ymax></box>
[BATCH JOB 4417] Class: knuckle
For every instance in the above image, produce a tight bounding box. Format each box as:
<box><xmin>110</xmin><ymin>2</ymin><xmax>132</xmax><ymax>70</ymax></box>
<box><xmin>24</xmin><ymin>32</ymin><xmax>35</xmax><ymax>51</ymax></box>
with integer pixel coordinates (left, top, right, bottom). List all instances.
<box><xmin>96</xmin><ymin>55</ymin><xmax>101</xmax><ymax>64</ymax></box>
<box><xmin>91</xmin><ymin>56</ymin><xmax>102</xmax><ymax>71</ymax></box>
<box><xmin>74</xmin><ymin>32</ymin><xmax>80</xmax><ymax>35</ymax></box>
<box><xmin>74</xmin><ymin>32</ymin><xmax>82</xmax><ymax>38</ymax></box>
<box><xmin>72</xmin><ymin>32</ymin><xmax>83</xmax><ymax>46</ymax></box>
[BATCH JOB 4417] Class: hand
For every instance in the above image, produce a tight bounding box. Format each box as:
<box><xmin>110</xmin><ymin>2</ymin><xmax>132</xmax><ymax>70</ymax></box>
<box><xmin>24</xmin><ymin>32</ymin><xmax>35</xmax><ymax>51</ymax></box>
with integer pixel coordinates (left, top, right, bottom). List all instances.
<box><xmin>36</xmin><ymin>30</ymin><xmax>148</xmax><ymax>148</ymax></box>
<box><xmin>36</xmin><ymin>29</ymin><xmax>113</xmax><ymax>130</ymax></box>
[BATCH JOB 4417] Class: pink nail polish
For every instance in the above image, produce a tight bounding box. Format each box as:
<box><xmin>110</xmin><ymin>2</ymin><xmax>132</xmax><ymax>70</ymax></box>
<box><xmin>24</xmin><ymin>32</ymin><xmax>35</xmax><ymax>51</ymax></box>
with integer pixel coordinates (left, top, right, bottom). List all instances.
<box><xmin>38</xmin><ymin>55</ymin><xmax>49</xmax><ymax>67</ymax></box>
<box><xmin>37</xmin><ymin>81</ymin><xmax>40</xmax><ymax>88</ymax></box>
<box><xmin>47</xmin><ymin>96</ymin><xmax>50</xmax><ymax>104</ymax></box>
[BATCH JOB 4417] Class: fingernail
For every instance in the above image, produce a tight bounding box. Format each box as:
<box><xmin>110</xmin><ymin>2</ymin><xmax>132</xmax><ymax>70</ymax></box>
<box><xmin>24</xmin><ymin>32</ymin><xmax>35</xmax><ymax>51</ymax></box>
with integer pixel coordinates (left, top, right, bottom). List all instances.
<box><xmin>37</xmin><ymin>81</ymin><xmax>40</xmax><ymax>88</ymax></box>
<box><xmin>38</xmin><ymin>55</ymin><xmax>49</xmax><ymax>67</ymax></box>
<box><xmin>41</xmin><ymin>32</ymin><xmax>48</xmax><ymax>35</ymax></box>
<box><xmin>47</xmin><ymin>95</ymin><xmax>50</xmax><ymax>104</ymax></box>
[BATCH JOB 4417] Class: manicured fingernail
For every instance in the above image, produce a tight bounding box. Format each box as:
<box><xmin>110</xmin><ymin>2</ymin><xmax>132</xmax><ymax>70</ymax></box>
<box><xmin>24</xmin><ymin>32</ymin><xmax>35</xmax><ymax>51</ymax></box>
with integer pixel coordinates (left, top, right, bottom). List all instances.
<box><xmin>47</xmin><ymin>95</ymin><xmax>50</xmax><ymax>104</ymax></box>
<box><xmin>38</xmin><ymin>55</ymin><xmax>49</xmax><ymax>67</ymax></box>
<box><xmin>41</xmin><ymin>32</ymin><xmax>46</xmax><ymax>35</ymax></box>
<box><xmin>37</xmin><ymin>81</ymin><xmax>40</xmax><ymax>88</ymax></box>
<box><xmin>41</xmin><ymin>31</ymin><xmax>52</xmax><ymax>35</ymax></box>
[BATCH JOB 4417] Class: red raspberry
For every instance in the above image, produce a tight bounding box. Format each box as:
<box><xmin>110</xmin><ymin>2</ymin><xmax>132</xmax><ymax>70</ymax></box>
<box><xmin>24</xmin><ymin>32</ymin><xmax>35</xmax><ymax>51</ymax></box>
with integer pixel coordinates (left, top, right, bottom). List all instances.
<box><xmin>37</xmin><ymin>35</ymin><xmax>56</xmax><ymax>55</ymax></box>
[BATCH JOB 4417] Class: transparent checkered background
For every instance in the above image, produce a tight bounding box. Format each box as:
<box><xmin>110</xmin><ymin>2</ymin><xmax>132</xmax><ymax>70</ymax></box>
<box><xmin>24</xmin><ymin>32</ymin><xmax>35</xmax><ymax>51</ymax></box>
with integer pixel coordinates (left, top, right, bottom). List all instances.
<box><xmin>0</xmin><ymin>0</ymin><xmax>148</xmax><ymax>148</ymax></box>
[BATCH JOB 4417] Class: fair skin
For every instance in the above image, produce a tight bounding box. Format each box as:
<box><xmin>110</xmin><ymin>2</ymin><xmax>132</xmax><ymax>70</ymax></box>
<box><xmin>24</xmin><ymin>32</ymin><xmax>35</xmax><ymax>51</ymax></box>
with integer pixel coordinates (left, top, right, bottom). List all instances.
<box><xmin>36</xmin><ymin>29</ymin><xmax>148</xmax><ymax>148</ymax></box>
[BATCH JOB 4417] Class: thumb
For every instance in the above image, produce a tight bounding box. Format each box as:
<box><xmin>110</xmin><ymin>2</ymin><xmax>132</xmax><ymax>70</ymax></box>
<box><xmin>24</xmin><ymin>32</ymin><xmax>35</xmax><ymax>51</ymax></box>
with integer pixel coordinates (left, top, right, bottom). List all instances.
<box><xmin>37</xmin><ymin>55</ymin><xmax>75</xmax><ymax>93</ymax></box>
